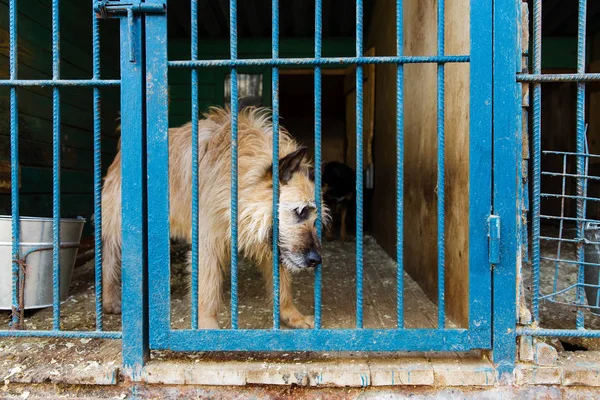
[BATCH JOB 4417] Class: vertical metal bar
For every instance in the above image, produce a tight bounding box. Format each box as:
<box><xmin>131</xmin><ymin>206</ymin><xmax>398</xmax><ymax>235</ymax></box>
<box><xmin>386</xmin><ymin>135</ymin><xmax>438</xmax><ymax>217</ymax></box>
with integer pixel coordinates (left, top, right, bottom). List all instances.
<box><xmin>92</xmin><ymin>0</ymin><xmax>103</xmax><ymax>332</ymax></box>
<box><xmin>436</xmin><ymin>0</ymin><xmax>445</xmax><ymax>330</ymax></box>
<box><xmin>52</xmin><ymin>0</ymin><xmax>61</xmax><ymax>330</ymax></box>
<box><xmin>313</xmin><ymin>0</ymin><xmax>323</xmax><ymax>329</ymax></box>
<box><xmin>120</xmin><ymin>13</ymin><xmax>149</xmax><ymax>369</ymax></box>
<box><xmin>575</xmin><ymin>0</ymin><xmax>587</xmax><ymax>329</ymax></box>
<box><xmin>272</xmin><ymin>0</ymin><xmax>281</xmax><ymax>329</ymax></box>
<box><xmin>395</xmin><ymin>0</ymin><xmax>404</xmax><ymax>329</ymax></box>
<box><xmin>230</xmin><ymin>0</ymin><xmax>239</xmax><ymax>330</ymax></box>
<box><xmin>191</xmin><ymin>0</ymin><xmax>200</xmax><ymax>330</ymax></box>
<box><xmin>531</xmin><ymin>0</ymin><xmax>542</xmax><ymax>322</ymax></box>
<box><xmin>146</xmin><ymin>0</ymin><xmax>171</xmax><ymax>349</ymax></box>
<box><xmin>9</xmin><ymin>0</ymin><xmax>20</xmax><ymax>328</ymax></box>
<box><xmin>355</xmin><ymin>0</ymin><xmax>364</xmax><ymax>329</ymax></box>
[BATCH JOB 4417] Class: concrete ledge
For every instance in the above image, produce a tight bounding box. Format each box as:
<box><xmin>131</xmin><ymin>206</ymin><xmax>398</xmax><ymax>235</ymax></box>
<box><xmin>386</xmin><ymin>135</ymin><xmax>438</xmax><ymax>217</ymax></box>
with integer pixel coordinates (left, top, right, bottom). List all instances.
<box><xmin>124</xmin><ymin>358</ymin><xmax>493</xmax><ymax>387</ymax></box>
<box><xmin>141</xmin><ymin>361</ymin><xmax>246</xmax><ymax>385</ymax></box>
<box><xmin>515</xmin><ymin>365</ymin><xmax>563</xmax><ymax>385</ymax></box>
<box><xmin>369</xmin><ymin>359</ymin><xmax>434</xmax><ymax>386</ymax></box>
<box><xmin>431</xmin><ymin>359</ymin><xmax>495</xmax><ymax>386</ymax></box>
<box><xmin>516</xmin><ymin>351</ymin><xmax>600</xmax><ymax>387</ymax></box>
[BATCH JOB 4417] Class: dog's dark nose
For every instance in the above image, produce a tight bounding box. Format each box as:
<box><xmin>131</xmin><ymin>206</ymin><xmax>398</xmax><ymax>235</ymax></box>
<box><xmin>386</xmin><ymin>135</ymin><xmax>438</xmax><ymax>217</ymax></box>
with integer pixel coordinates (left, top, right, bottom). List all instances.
<box><xmin>306</xmin><ymin>250</ymin><xmax>322</xmax><ymax>267</ymax></box>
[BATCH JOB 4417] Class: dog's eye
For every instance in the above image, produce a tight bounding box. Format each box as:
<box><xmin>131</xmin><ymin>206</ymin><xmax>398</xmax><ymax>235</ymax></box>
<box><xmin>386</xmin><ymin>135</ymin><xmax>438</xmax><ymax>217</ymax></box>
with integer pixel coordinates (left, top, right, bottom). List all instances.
<box><xmin>295</xmin><ymin>207</ymin><xmax>309</xmax><ymax>221</ymax></box>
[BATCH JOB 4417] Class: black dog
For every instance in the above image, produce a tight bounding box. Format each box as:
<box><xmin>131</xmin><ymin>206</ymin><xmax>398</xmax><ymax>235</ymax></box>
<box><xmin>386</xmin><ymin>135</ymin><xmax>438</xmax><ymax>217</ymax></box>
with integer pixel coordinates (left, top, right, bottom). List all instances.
<box><xmin>322</xmin><ymin>161</ymin><xmax>355</xmax><ymax>241</ymax></box>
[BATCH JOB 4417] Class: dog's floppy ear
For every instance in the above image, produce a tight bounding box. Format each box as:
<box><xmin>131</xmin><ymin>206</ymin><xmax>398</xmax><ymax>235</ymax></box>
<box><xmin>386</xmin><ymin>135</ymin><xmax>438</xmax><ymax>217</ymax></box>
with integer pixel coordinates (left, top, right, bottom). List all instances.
<box><xmin>279</xmin><ymin>146</ymin><xmax>307</xmax><ymax>184</ymax></box>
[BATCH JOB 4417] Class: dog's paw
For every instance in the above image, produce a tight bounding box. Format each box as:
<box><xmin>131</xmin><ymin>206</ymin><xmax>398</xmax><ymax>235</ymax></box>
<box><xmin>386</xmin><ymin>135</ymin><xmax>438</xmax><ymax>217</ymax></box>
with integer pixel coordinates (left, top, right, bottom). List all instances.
<box><xmin>283</xmin><ymin>313</ymin><xmax>314</xmax><ymax>329</ymax></box>
<box><xmin>103</xmin><ymin>299</ymin><xmax>122</xmax><ymax>315</ymax></box>
<box><xmin>198</xmin><ymin>317</ymin><xmax>220</xmax><ymax>330</ymax></box>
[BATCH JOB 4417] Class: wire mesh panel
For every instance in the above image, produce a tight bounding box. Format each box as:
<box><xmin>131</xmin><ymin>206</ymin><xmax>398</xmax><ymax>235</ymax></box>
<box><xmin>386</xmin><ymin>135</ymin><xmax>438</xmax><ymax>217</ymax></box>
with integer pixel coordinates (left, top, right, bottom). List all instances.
<box><xmin>145</xmin><ymin>0</ymin><xmax>494</xmax><ymax>352</ymax></box>
<box><xmin>519</xmin><ymin>0</ymin><xmax>600</xmax><ymax>339</ymax></box>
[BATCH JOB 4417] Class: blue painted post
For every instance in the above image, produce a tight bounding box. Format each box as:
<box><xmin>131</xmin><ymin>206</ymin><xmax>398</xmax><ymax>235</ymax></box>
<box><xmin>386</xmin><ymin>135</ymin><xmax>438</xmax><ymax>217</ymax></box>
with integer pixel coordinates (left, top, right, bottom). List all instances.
<box><xmin>492</xmin><ymin>0</ymin><xmax>520</xmax><ymax>377</ymax></box>
<box><xmin>272</xmin><ymin>0</ymin><xmax>281</xmax><ymax>330</ymax></box>
<box><xmin>9</xmin><ymin>0</ymin><xmax>20</xmax><ymax>329</ymax></box>
<box><xmin>52</xmin><ymin>0</ymin><xmax>62</xmax><ymax>331</ymax></box>
<box><xmin>146</xmin><ymin>0</ymin><xmax>171</xmax><ymax>349</ymax></box>
<box><xmin>314</xmin><ymin>0</ymin><xmax>323</xmax><ymax>329</ymax></box>
<box><xmin>469</xmin><ymin>0</ymin><xmax>493</xmax><ymax>348</ymax></box>
<box><xmin>120</xmin><ymin>12</ymin><xmax>149</xmax><ymax>371</ymax></box>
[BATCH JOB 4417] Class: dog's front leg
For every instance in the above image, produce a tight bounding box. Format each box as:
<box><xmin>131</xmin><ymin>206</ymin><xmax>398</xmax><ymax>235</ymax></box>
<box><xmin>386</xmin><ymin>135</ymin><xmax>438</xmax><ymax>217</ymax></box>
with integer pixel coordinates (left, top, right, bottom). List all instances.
<box><xmin>280</xmin><ymin>269</ymin><xmax>315</xmax><ymax>329</ymax></box>
<box><xmin>193</xmin><ymin>249</ymin><xmax>223</xmax><ymax>329</ymax></box>
<box><xmin>258</xmin><ymin>259</ymin><xmax>314</xmax><ymax>329</ymax></box>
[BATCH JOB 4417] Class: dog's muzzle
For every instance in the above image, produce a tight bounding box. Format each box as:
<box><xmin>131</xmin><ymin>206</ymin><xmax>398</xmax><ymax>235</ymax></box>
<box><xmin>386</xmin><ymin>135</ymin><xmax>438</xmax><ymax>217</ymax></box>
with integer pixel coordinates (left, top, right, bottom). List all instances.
<box><xmin>304</xmin><ymin>249</ymin><xmax>322</xmax><ymax>268</ymax></box>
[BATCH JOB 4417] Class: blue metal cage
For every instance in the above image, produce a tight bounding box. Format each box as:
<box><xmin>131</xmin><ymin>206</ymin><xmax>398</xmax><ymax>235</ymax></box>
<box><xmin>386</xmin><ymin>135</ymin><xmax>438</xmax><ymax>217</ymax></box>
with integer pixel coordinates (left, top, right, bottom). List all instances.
<box><xmin>0</xmin><ymin>0</ymin><xmax>530</xmax><ymax>375</ymax></box>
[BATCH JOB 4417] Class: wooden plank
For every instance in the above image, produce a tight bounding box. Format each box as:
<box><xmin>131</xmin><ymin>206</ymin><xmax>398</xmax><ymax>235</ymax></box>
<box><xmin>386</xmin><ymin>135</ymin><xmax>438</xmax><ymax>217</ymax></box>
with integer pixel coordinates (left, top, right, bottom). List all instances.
<box><xmin>169</xmin><ymin>83</ymin><xmax>216</xmax><ymax>101</ymax></box>
<box><xmin>168</xmin><ymin>69</ymin><xmax>216</xmax><ymax>85</ymax></box>
<box><xmin>0</xmin><ymin>1</ymin><xmax>120</xmax><ymax>78</ymax></box>
<box><xmin>441</xmin><ymin>0</ymin><xmax>471</xmax><ymax>327</ymax></box>
<box><xmin>0</xmin><ymin>136</ymin><xmax>114</xmax><ymax>172</ymax></box>
<box><xmin>0</xmin><ymin>54</ymin><xmax>120</xmax><ymax>117</ymax></box>
<box><xmin>241</xmin><ymin>0</ymin><xmax>264</xmax><ymax>38</ymax></box>
<box><xmin>368</xmin><ymin>0</ymin><xmax>399</xmax><ymax>265</ymax></box>
<box><xmin>167</xmin><ymin>38</ymin><xmax>356</xmax><ymax>59</ymax></box>
<box><xmin>0</xmin><ymin>112</ymin><xmax>120</xmax><ymax>147</ymax></box>
<box><xmin>17</xmin><ymin>166</ymin><xmax>94</xmax><ymax>194</ymax></box>
<box><xmin>344</xmin><ymin>47</ymin><xmax>375</xmax><ymax>168</ymax></box>
<box><xmin>0</xmin><ymin>89</ymin><xmax>108</xmax><ymax>132</ymax></box>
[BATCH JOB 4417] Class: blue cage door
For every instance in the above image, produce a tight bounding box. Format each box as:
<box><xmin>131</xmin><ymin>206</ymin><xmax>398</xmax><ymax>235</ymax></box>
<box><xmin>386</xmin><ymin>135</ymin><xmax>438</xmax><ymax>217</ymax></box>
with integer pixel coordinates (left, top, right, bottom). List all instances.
<box><xmin>138</xmin><ymin>0</ymin><xmax>493</xmax><ymax>353</ymax></box>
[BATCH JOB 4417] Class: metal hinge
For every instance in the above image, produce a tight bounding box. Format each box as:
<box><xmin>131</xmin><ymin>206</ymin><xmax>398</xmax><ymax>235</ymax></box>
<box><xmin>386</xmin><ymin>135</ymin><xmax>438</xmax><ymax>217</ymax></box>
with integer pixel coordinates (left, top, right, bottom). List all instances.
<box><xmin>94</xmin><ymin>1</ymin><xmax>166</xmax><ymax>62</ymax></box>
<box><xmin>488</xmin><ymin>215</ymin><xmax>501</xmax><ymax>265</ymax></box>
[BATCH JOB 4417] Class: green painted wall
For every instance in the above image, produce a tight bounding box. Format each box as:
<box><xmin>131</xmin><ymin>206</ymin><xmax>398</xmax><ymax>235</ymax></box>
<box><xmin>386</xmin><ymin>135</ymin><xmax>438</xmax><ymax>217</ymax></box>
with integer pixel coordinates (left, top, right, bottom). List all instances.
<box><xmin>0</xmin><ymin>0</ymin><xmax>121</xmax><ymax>236</ymax></box>
<box><xmin>167</xmin><ymin>38</ymin><xmax>354</xmax><ymax>127</ymax></box>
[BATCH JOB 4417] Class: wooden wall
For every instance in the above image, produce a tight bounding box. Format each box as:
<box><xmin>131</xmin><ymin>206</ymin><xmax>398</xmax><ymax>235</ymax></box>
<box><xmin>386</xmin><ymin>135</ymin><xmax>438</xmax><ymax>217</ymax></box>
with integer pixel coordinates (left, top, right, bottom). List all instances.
<box><xmin>167</xmin><ymin>38</ymin><xmax>354</xmax><ymax>128</ymax></box>
<box><xmin>369</xmin><ymin>0</ymin><xmax>471</xmax><ymax>327</ymax></box>
<box><xmin>0</xmin><ymin>0</ymin><xmax>121</xmax><ymax>235</ymax></box>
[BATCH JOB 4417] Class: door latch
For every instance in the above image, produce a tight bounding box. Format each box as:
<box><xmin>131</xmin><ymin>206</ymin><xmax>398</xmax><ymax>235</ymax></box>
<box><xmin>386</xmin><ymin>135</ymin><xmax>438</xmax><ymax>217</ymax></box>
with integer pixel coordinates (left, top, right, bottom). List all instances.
<box><xmin>94</xmin><ymin>1</ymin><xmax>166</xmax><ymax>62</ymax></box>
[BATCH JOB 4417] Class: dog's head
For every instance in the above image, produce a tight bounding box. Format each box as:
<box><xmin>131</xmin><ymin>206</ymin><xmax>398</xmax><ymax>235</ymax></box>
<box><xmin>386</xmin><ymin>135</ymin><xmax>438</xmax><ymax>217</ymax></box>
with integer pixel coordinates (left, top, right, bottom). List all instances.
<box><xmin>270</xmin><ymin>146</ymin><xmax>329</xmax><ymax>273</ymax></box>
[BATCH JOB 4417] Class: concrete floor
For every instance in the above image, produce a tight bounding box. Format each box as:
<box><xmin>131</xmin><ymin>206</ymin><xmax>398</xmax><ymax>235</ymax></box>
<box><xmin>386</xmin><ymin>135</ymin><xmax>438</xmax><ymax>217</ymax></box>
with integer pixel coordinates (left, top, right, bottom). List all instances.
<box><xmin>0</xmin><ymin>235</ymin><xmax>454</xmax><ymax>333</ymax></box>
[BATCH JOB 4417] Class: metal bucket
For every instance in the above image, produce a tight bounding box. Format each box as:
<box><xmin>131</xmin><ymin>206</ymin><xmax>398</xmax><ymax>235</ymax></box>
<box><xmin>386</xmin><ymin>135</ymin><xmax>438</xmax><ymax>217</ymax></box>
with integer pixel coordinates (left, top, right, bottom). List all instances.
<box><xmin>0</xmin><ymin>215</ymin><xmax>85</xmax><ymax>310</ymax></box>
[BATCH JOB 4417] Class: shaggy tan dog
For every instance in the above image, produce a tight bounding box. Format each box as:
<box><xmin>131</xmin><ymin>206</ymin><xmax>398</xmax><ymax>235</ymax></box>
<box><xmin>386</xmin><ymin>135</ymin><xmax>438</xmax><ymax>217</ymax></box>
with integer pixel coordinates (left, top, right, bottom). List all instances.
<box><xmin>101</xmin><ymin>107</ymin><xmax>327</xmax><ymax>329</ymax></box>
